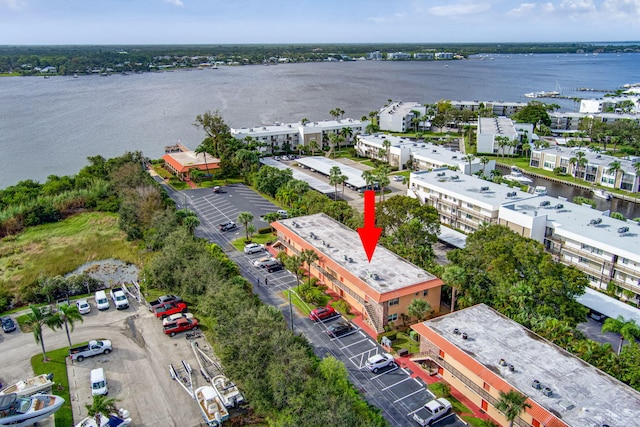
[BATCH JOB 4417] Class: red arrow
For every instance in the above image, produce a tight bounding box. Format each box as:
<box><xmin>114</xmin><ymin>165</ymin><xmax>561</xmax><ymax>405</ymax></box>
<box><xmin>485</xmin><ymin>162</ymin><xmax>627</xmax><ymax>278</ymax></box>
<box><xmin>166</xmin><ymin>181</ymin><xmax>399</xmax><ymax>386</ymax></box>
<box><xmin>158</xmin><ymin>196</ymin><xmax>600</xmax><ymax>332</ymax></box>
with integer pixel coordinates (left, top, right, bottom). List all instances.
<box><xmin>357</xmin><ymin>190</ymin><xmax>382</xmax><ymax>262</ymax></box>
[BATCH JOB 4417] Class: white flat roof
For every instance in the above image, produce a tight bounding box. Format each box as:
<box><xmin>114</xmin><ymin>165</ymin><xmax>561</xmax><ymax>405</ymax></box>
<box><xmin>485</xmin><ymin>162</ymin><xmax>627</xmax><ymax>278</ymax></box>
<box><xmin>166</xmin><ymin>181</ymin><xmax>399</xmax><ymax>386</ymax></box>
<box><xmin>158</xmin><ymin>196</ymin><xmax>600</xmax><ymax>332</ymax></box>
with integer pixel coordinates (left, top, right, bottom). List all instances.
<box><xmin>534</xmin><ymin>146</ymin><xmax>638</xmax><ymax>175</ymax></box>
<box><xmin>437</xmin><ymin>227</ymin><xmax>467</xmax><ymax>248</ymax></box>
<box><xmin>278</xmin><ymin>213</ymin><xmax>436</xmax><ymax>294</ymax></box>
<box><xmin>478</xmin><ymin>117</ymin><xmax>518</xmax><ymax>137</ymax></box>
<box><xmin>501</xmin><ymin>195</ymin><xmax>640</xmax><ymax>261</ymax></box>
<box><xmin>296</xmin><ymin>156</ymin><xmax>368</xmax><ymax>188</ymax></box>
<box><xmin>424</xmin><ymin>304</ymin><xmax>640</xmax><ymax>427</ymax></box>
<box><xmin>410</xmin><ymin>169</ymin><xmax>535</xmax><ymax>209</ymax></box>
<box><xmin>259</xmin><ymin>158</ymin><xmax>334</xmax><ymax>194</ymax></box>
<box><xmin>577</xmin><ymin>287</ymin><xmax>640</xmax><ymax>324</ymax></box>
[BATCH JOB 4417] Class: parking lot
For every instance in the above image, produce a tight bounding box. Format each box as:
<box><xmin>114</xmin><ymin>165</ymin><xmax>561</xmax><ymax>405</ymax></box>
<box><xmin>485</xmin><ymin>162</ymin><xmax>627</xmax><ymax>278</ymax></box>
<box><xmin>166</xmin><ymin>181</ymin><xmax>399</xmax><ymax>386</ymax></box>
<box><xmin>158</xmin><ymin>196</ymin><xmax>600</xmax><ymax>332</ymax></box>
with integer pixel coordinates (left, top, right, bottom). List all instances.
<box><xmin>0</xmin><ymin>298</ymin><xmax>210</xmax><ymax>427</ymax></box>
<box><xmin>169</xmin><ymin>182</ymin><xmax>466</xmax><ymax>427</ymax></box>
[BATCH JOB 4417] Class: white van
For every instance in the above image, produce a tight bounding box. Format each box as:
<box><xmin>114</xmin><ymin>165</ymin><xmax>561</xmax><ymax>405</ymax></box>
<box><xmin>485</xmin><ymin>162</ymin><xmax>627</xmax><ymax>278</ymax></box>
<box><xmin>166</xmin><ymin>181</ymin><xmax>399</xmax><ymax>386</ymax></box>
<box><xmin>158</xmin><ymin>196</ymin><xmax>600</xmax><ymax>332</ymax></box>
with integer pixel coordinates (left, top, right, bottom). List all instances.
<box><xmin>95</xmin><ymin>291</ymin><xmax>110</xmax><ymax>311</ymax></box>
<box><xmin>90</xmin><ymin>368</ymin><xmax>108</xmax><ymax>396</ymax></box>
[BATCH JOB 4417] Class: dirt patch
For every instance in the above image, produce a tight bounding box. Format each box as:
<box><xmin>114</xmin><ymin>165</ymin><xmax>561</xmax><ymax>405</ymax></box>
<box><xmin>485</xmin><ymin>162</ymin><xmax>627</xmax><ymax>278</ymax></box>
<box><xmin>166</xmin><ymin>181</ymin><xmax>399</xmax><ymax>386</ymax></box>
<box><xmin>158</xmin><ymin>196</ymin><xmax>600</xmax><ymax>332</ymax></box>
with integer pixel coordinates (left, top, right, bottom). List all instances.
<box><xmin>123</xmin><ymin>315</ymin><xmax>146</xmax><ymax>348</ymax></box>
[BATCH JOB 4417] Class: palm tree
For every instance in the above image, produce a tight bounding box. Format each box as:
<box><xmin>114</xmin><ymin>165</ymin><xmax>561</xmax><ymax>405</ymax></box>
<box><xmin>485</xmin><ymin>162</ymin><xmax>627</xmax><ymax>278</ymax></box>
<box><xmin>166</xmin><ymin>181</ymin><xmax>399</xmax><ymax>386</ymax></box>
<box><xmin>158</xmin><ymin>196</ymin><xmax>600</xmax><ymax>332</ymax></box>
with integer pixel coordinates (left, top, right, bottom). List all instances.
<box><xmin>569</xmin><ymin>156</ymin><xmax>578</xmax><ymax>179</ymax></box>
<box><xmin>340</xmin><ymin>127</ymin><xmax>353</xmax><ymax>146</ymax></box>
<box><xmin>479</xmin><ymin>156</ymin><xmax>490</xmax><ymax>176</ymax></box>
<box><xmin>284</xmin><ymin>254</ymin><xmax>304</xmax><ymax>285</ymax></box>
<box><xmin>375</xmin><ymin>164</ymin><xmax>391</xmax><ymax>202</ymax></box>
<box><xmin>382</xmin><ymin>139</ymin><xmax>392</xmax><ymax>165</ymax></box>
<box><xmin>194</xmin><ymin>142</ymin><xmax>212</xmax><ymax>181</ymax></box>
<box><xmin>495</xmin><ymin>136</ymin><xmax>509</xmax><ymax>158</ymax></box>
<box><xmin>522</xmin><ymin>142</ymin><xmax>531</xmax><ymax>160</ymax></box>
<box><xmin>495</xmin><ymin>389</ymin><xmax>531</xmax><ymax>427</ymax></box>
<box><xmin>462</xmin><ymin>154</ymin><xmax>475</xmax><ymax>175</ymax></box>
<box><xmin>329</xmin><ymin>166</ymin><xmax>346</xmax><ymax>201</ymax></box>
<box><xmin>410</xmin><ymin>109</ymin><xmax>421</xmax><ymax>132</ymax></box>
<box><xmin>441</xmin><ymin>265</ymin><xmax>466</xmax><ymax>313</ymax></box>
<box><xmin>361</xmin><ymin>170</ymin><xmax>375</xmax><ymax>191</ymax></box>
<box><xmin>407</xmin><ymin>298</ymin><xmax>432</xmax><ymax>322</ymax></box>
<box><xmin>263</xmin><ymin>212</ymin><xmax>280</xmax><ymax>233</ymax></box>
<box><xmin>86</xmin><ymin>395</ymin><xmax>118</xmax><ymax>426</ymax></box>
<box><xmin>50</xmin><ymin>302</ymin><xmax>84</xmax><ymax>347</ymax></box>
<box><xmin>300</xmin><ymin>117</ymin><xmax>310</xmax><ymax>125</ymax></box>
<box><xmin>308</xmin><ymin>140</ymin><xmax>319</xmax><ymax>156</ymax></box>
<box><xmin>299</xmin><ymin>249</ymin><xmax>319</xmax><ymax>288</ymax></box>
<box><xmin>608</xmin><ymin>160</ymin><xmax>622</xmax><ymax>190</ymax></box>
<box><xmin>25</xmin><ymin>305</ymin><xmax>57</xmax><ymax>362</ymax></box>
<box><xmin>237</xmin><ymin>211</ymin><xmax>254</xmax><ymax>242</ymax></box>
<box><xmin>602</xmin><ymin>315</ymin><xmax>640</xmax><ymax>354</ymax></box>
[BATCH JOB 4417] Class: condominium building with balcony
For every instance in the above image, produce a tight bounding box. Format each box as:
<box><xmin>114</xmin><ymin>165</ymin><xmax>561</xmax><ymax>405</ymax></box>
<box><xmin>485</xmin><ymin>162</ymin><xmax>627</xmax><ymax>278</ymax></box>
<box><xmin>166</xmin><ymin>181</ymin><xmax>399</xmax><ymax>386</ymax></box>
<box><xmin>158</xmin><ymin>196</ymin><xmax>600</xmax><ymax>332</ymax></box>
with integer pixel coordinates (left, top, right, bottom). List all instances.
<box><xmin>411</xmin><ymin>304</ymin><xmax>640</xmax><ymax>427</ymax></box>
<box><xmin>378</xmin><ymin>101</ymin><xmax>426</xmax><ymax>132</ymax></box>
<box><xmin>271</xmin><ymin>213</ymin><xmax>443</xmax><ymax>333</ymax></box>
<box><xmin>449</xmin><ymin>100</ymin><xmax>527</xmax><ymax>117</ymax></box>
<box><xmin>230</xmin><ymin>118</ymin><xmax>366</xmax><ymax>154</ymax></box>
<box><xmin>530</xmin><ymin>146</ymin><xmax>639</xmax><ymax>192</ymax></box>
<box><xmin>477</xmin><ymin>117</ymin><xmax>533</xmax><ymax>156</ymax></box>
<box><xmin>548</xmin><ymin>111</ymin><xmax>640</xmax><ymax>134</ymax></box>
<box><xmin>499</xmin><ymin>194</ymin><xmax>640</xmax><ymax>302</ymax></box>
<box><xmin>408</xmin><ymin>169</ymin><xmax>533</xmax><ymax>233</ymax></box>
<box><xmin>356</xmin><ymin>134</ymin><xmax>494</xmax><ymax>174</ymax></box>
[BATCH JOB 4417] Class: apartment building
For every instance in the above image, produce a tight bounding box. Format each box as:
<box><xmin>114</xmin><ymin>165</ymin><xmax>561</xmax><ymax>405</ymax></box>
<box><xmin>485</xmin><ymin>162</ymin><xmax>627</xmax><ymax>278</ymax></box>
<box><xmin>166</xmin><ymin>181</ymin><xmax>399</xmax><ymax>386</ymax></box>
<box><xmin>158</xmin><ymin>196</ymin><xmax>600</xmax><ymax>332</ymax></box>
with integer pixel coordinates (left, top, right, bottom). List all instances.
<box><xmin>580</xmin><ymin>94</ymin><xmax>640</xmax><ymax>114</ymax></box>
<box><xmin>449</xmin><ymin>100</ymin><xmax>527</xmax><ymax>117</ymax></box>
<box><xmin>412</xmin><ymin>304</ymin><xmax>640</xmax><ymax>427</ymax></box>
<box><xmin>477</xmin><ymin>117</ymin><xmax>533</xmax><ymax>156</ymax></box>
<box><xmin>530</xmin><ymin>146</ymin><xmax>639</xmax><ymax>192</ymax></box>
<box><xmin>272</xmin><ymin>213</ymin><xmax>443</xmax><ymax>333</ymax></box>
<box><xmin>548</xmin><ymin>111</ymin><xmax>640</xmax><ymax>134</ymax></box>
<box><xmin>499</xmin><ymin>195</ymin><xmax>640</xmax><ymax>301</ymax></box>
<box><xmin>231</xmin><ymin>118</ymin><xmax>366</xmax><ymax>153</ymax></box>
<box><xmin>408</xmin><ymin>169</ymin><xmax>533</xmax><ymax>233</ymax></box>
<box><xmin>378</xmin><ymin>102</ymin><xmax>426</xmax><ymax>133</ymax></box>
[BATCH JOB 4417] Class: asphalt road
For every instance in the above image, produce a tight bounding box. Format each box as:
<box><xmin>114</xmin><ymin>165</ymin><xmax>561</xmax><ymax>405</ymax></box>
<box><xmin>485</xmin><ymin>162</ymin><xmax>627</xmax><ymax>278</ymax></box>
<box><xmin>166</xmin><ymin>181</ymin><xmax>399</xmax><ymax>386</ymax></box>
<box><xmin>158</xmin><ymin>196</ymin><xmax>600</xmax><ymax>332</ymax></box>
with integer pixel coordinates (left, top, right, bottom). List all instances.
<box><xmin>166</xmin><ymin>180</ymin><xmax>466</xmax><ymax>427</ymax></box>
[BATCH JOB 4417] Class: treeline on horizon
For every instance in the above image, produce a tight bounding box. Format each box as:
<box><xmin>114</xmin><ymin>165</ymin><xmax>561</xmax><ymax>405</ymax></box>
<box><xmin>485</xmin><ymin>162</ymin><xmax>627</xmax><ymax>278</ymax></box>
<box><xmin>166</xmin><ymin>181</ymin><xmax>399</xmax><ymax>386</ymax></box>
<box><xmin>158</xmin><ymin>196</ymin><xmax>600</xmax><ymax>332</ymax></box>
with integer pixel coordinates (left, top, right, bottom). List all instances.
<box><xmin>1</xmin><ymin>42</ymin><xmax>639</xmax><ymax>75</ymax></box>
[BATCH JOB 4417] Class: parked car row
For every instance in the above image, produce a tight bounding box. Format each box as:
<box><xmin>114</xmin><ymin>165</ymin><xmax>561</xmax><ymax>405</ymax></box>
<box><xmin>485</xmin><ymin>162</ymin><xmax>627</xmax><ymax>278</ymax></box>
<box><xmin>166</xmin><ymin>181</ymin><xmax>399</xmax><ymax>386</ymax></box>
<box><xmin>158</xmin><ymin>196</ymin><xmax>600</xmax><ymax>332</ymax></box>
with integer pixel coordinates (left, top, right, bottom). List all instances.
<box><xmin>248</xmin><ymin>250</ymin><xmax>285</xmax><ymax>273</ymax></box>
<box><xmin>148</xmin><ymin>295</ymin><xmax>199</xmax><ymax>337</ymax></box>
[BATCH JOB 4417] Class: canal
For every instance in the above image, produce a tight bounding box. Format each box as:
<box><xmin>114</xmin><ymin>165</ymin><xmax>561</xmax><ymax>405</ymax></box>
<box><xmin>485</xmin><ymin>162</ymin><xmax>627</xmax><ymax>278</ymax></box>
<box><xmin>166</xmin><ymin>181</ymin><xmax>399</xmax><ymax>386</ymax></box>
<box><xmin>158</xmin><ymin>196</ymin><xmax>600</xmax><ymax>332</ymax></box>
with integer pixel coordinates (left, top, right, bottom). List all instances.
<box><xmin>496</xmin><ymin>166</ymin><xmax>640</xmax><ymax>220</ymax></box>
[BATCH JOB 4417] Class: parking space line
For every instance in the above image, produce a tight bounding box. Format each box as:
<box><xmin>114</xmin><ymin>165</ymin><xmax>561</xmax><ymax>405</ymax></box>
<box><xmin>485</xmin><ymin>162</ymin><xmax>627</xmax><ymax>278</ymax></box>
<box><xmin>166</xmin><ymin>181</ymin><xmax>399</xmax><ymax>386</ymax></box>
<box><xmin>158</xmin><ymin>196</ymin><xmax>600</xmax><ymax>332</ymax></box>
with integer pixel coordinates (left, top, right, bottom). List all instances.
<box><xmin>369</xmin><ymin>364</ymin><xmax>400</xmax><ymax>380</ymax></box>
<box><xmin>381</xmin><ymin>377</ymin><xmax>412</xmax><ymax>391</ymax></box>
<box><xmin>338</xmin><ymin>336</ymin><xmax>371</xmax><ymax>350</ymax></box>
<box><xmin>393</xmin><ymin>387</ymin><xmax>425</xmax><ymax>404</ymax></box>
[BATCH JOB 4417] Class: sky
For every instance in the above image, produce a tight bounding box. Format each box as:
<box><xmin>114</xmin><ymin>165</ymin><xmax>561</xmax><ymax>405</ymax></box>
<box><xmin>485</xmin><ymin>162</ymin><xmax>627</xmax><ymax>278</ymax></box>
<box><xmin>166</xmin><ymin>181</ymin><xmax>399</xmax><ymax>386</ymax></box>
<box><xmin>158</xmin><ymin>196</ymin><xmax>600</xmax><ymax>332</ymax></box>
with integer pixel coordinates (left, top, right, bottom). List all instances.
<box><xmin>0</xmin><ymin>0</ymin><xmax>639</xmax><ymax>45</ymax></box>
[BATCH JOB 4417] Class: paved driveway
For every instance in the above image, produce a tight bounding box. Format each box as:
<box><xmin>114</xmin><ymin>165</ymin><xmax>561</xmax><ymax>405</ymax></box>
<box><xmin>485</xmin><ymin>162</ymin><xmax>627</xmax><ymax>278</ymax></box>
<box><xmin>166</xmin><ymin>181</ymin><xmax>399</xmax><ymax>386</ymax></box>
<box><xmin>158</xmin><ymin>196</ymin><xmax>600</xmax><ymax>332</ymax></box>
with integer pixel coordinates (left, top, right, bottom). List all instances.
<box><xmin>167</xmin><ymin>183</ymin><xmax>467</xmax><ymax>427</ymax></box>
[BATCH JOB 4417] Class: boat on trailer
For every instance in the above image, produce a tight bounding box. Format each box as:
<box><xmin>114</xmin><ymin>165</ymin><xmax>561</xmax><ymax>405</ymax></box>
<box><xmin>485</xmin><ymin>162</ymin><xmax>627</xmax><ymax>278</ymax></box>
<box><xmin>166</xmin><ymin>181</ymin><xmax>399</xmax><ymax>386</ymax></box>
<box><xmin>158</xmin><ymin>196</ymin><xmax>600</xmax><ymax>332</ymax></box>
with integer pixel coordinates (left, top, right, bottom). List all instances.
<box><xmin>211</xmin><ymin>375</ymin><xmax>244</xmax><ymax>408</ymax></box>
<box><xmin>0</xmin><ymin>393</ymin><xmax>64</xmax><ymax>427</ymax></box>
<box><xmin>194</xmin><ymin>386</ymin><xmax>228</xmax><ymax>426</ymax></box>
<box><xmin>74</xmin><ymin>408</ymin><xmax>132</xmax><ymax>427</ymax></box>
<box><xmin>0</xmin><ymin>373</ymin><xmax>54</xmax><ymax>397</ymax></box>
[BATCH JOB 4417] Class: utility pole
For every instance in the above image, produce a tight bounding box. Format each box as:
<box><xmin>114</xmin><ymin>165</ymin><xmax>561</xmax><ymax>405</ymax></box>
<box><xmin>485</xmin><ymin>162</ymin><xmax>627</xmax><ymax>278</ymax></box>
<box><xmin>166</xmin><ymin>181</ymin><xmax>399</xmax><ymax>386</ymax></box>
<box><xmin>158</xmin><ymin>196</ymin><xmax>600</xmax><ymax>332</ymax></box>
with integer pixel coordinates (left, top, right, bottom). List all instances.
<box><xmin>289</xmin><ymin>290</ymin><xmax>294</xmax><ymax>333</ymax></box>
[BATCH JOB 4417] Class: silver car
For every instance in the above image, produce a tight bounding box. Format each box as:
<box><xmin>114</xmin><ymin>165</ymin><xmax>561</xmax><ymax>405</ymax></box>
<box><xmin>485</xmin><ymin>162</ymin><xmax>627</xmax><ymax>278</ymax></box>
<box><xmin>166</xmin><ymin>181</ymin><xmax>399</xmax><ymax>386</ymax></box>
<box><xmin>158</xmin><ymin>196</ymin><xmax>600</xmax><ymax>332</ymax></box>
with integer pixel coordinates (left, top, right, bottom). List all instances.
<box><xmin>365</xmin><ymin>353</ymin><xmax>395</xmax><ymax>373</ymax></box>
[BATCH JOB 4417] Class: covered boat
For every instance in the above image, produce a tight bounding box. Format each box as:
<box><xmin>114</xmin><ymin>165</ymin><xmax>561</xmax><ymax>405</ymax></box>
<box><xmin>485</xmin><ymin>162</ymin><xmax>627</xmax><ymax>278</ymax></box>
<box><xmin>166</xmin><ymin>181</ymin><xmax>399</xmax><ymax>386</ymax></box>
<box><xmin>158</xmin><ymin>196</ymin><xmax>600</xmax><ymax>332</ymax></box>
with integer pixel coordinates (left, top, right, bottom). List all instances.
<box><xmin>74</xmin><ymin>408</ymin><xmax>132</xmax><ymax>427</ymax></box>
<box><xmin>211</xmin><ymin>375</ymin><xmax>244</xmax><ymax>408</ymax></box>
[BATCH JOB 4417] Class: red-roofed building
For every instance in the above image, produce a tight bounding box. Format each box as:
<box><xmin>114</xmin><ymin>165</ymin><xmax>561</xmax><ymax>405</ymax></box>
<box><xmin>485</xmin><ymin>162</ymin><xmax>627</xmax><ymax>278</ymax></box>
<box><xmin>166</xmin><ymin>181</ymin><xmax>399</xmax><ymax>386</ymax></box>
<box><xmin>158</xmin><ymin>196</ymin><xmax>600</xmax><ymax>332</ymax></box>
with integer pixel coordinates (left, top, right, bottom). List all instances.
<box><xmin>272</xmin><ymin>213</ymin><xmax>443</xmax><ymax>333</ymax></box>
<box><xmin>162</xmin><ymin>150</ymin><xmax>220</xmax><ymax>181</ymax></box>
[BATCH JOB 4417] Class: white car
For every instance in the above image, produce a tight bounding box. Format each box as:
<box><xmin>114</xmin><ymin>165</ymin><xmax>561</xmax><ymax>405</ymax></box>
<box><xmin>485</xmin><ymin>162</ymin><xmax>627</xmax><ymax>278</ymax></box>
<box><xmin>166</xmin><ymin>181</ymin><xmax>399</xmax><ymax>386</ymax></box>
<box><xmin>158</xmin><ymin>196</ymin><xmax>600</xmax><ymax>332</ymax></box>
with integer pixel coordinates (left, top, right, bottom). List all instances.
<box><xmin>253</xmin><ymin>256</ymin><xmax>275</xmax><ymax>267</ymax></box>
<box><xmin>277</xmin><ymin>209</ymin><xmax>288</xmax><ymax>219</ymax></box>
<box><xmin>244</xmin><ymin>243</ymin><xmax>264</xmax><ymax>254</ymax></box>
<box><xmin>393</xmin><ymin>175</ymin><xmax>404</xmax><ymax>182</ymax></box>
<box><xmin>366</xmin><ymin>353</ymin><xmax>395</xmax><ymax>373</ymax></box>
<box><xmin>162</xmin><ymin>312</ymin><xmax>194</xmax><ymax>326</ymax></box>
<box><xmin>76</xmin><ymin>299</ymin><xmax>91</xmax><ymax>315</ymax></box>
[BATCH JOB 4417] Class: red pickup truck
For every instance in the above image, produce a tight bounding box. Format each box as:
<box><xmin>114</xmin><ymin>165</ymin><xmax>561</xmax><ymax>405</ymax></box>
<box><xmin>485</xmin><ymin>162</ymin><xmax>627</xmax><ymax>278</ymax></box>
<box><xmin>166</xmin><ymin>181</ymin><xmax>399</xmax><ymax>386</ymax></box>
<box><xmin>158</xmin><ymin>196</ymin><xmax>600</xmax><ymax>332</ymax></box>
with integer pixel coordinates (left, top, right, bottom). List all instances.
<box><xmin>163</xmin><ymin>318</ymin><xmax>199</xmax><ymax>337</ymax></box>
<box><xmin>153</xmin><ymin>301</ymin><xmax>188</xmax><ymax>319</ymax></box>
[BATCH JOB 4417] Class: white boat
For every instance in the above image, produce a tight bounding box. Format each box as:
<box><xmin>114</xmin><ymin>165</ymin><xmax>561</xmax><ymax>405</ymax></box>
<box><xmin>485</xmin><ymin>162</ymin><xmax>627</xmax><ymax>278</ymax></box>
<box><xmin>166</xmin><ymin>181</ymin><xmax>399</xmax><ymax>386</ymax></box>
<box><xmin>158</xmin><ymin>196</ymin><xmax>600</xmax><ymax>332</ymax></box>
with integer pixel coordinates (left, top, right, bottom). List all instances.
<box><xmin>194</xmin><ymin>386</ymin><xmax>228</xmax><ymax>426</ymax></box>
<box><xmin>533</xmin><ymin>186</ymin><xmax>548</xmax><ymax>196</ymax></box>
<box><xmin>0</xmin><ymin>393</ymin><xmax>64</xmax><ymax>427</ymax></box>
<box><xmin>0</xmin><ymin>373</ymin><xmax>54</xmax><ymax>397</ymax></box>
<box><xmin>211</xmin><ymin>374</ymin><xmax>244</xmax><ymax>408</ymax></box>
<box><xmin>74</xmin><ymin>408</ymin><xmax>132</xmax><ymax>427</ymax></box>
<box><xmin>592</xmin><ymin>189</ymin><xmax>612</xmax><ymax>200</ymax></box>
<box><xmin>523</xmin><ymin>90</ymin><xmax>560</xmax><ymax>98</ymax></box>
<box><xmin>504</xmin><ymin>166</ymin><xmax>533</xmax><ymax>184</ymax></box>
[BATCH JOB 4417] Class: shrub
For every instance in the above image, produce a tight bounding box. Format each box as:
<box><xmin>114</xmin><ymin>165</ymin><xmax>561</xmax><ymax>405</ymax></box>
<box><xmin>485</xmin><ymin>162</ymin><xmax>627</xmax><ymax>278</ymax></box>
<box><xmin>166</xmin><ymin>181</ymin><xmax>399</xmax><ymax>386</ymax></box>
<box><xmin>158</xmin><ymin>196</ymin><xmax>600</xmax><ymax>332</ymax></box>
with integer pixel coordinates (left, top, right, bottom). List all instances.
<box><xmin>430</xmin><ymin>382</ymin><xmax>451</xmax><ymax>398</ymax></box>
<box><xmin>332</xmin><ymin>299</ymin><xmax>350</xmax><ymax>315</ymax></box>
<box><xmin>258</xmin><ymin>226</ymin><xmax>272</xmax><ymax>234</ymax></box>
<box><xmin>610</xmin><ymin>212</ymin><xmax>626</xmax><ymax>221</ymax></box>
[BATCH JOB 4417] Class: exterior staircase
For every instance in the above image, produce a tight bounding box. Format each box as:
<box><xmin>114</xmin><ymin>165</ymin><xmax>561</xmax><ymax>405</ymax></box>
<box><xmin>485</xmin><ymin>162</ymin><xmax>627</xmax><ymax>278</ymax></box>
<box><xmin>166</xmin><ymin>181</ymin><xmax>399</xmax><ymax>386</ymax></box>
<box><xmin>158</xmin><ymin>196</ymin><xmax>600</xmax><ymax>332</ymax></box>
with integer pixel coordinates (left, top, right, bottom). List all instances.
<box><xmin>363</xmin><ymin>301</ymin><xmax>384</xmax><ymax>334</ymax></box>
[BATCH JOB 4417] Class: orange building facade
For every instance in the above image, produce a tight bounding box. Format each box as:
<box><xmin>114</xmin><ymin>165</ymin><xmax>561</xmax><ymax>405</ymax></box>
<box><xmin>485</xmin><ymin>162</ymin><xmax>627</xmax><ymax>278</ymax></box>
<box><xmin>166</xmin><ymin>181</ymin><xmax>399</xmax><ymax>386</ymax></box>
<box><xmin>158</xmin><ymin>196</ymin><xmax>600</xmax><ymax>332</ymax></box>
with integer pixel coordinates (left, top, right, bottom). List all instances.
<box><xmin>272</xmin><ymin>213</ymin><xmax>443</xmax><ymax>333</ymax></box>
<box><xmin>411</xmin><ymin>304</ymin><xmax>640</xmax><ymax>427</ymax></box>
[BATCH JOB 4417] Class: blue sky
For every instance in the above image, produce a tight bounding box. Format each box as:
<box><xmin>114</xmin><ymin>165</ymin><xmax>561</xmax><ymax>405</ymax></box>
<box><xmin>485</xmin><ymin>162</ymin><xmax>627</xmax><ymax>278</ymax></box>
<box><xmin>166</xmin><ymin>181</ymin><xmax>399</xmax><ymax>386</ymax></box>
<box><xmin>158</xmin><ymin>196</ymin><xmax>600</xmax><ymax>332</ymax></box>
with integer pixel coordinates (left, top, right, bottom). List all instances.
<box><xmin>1</xmin><ymin>0</ymin><xmax>639</xmax><ymax>45</ymax></box>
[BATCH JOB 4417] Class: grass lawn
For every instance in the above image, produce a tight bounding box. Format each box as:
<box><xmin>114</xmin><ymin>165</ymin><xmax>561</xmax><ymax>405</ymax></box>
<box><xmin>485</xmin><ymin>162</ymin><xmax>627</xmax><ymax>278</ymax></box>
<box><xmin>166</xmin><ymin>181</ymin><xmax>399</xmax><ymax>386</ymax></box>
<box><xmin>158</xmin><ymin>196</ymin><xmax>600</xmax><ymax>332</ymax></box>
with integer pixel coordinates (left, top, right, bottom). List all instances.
<box><xmin>231</xmin><ymin>232</ymin><xmax>277</xmax><ymax>252</ymax></box>
<box><xmin>391</xmin><ymin>331</ymin><xmax>420</xmax><ymax>354</ymax></box>
<box><xmin>361</xmin><ymin>160</ymin><xmax>377</xmax><ymax>168</ymax></box>
<box><xmin>31</xmin><ymin>347</ymin><xmax>73</xmax><ymax>427</ymax></box>
<box><xmin>0</xmin><ymin>212</ymin><xmax>143</xmax><ymax>296</ymax></box>
<box><xmin>462</xmin><ymin>416</ymin><xmax>497</xmax><ymax>426</ymax></box>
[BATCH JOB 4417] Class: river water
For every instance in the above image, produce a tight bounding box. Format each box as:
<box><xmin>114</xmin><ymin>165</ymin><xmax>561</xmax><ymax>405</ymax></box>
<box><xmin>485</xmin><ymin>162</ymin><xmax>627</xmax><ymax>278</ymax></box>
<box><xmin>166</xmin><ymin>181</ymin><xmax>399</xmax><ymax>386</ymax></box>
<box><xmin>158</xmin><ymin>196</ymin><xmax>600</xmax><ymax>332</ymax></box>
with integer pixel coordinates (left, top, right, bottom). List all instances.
<box><xmin>1</xmin><ymin>52</ymin><xmax>639</xmax><ymax>208</ymax></box>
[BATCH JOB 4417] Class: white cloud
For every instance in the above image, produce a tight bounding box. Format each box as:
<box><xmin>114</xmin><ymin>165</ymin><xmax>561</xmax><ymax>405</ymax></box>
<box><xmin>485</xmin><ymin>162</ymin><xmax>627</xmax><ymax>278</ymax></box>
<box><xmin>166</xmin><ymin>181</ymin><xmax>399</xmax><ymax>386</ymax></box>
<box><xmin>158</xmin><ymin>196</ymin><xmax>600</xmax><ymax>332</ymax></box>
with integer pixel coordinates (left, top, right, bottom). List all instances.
<box><xmin>558</xmin><ymin>0</ymin><xmax>596</xmax><ymax>12</ymax></box>
<box><xmin>541</xmin><ymin>2</ymin><xmax>556</xmax><ymax>13</ymax></box>
<box><xmin>507</xmin><ymin>3</ymin><xmax>537</xmax><ymax>16</ymax></box>
<box><xmin>428</xmin><ymin>2</ymin><xmax>490</xmax><ymax>16</ymax></box>
<box><xmin>0</xmin><ymin>0</ymin><xmax>26</xmax><ymax>10</ymax></box>
<box><xmin>601</xmin><ymin>0</ymin><xmax>640</xmax><ymax>18</ymax></box>
<box><xmin>164</xmin><ymin>0</ymin><xmax>184</xmax><ymax>7</ymax></box>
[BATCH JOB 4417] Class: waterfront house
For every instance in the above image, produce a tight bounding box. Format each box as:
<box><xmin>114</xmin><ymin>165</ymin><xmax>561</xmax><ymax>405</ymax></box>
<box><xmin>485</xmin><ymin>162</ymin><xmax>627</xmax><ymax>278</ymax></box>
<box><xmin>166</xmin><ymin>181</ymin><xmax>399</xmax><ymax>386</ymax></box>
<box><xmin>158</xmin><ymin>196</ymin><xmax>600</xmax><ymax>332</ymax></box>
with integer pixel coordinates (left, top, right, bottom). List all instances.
<box><xmin>378</xmin><ymin>101</ymin><xmax>426</xmax><ymax>133</ymax></box>
<box><xmin>162</xmin><ymin>149</ymin><xmax>220</xmax><ymax>181</ymax></box>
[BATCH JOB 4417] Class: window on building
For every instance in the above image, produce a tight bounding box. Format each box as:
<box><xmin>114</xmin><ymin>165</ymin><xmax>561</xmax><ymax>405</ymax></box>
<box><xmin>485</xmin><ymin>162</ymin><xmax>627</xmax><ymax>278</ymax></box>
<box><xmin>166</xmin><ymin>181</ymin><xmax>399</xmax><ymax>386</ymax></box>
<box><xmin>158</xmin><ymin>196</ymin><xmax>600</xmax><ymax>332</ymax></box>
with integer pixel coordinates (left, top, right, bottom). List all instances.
<box><xmin>579</xmin><ymin>256</ymin><xmax>590</xmax><ymax>264</ymax></box>
<box><xmin>532</xmin><ymin>420</ymin><xmax>541</xmax><ymax>427</ymax></box>
<box><xmin>483</xmin><ymin>382</ymin><xmax>490</xmax><ymax>391</ymax></box>
<box><xmin>423</xmin><ymin>290</ymin><xmax>429</xmax><ymax>297</ymax></box>
<box><xmin>388</xmin><ymin>313</ymin><xmax>398</xmax><ymax>322</ymax></box>
<box><xmin>389</xmin><ymin>298</ymin><xmax>399</xmax><ymax>306</ymax></box>
<box><xmin>438</xmin><ymin>349</ymin><xmax>445</xmax><ymax>358</ymax></box>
